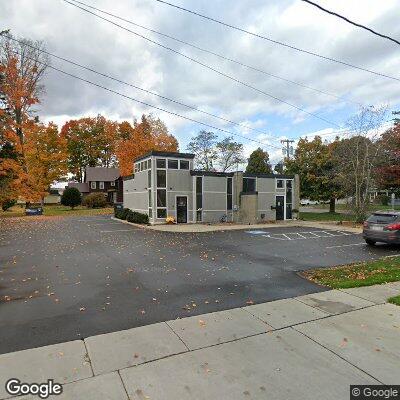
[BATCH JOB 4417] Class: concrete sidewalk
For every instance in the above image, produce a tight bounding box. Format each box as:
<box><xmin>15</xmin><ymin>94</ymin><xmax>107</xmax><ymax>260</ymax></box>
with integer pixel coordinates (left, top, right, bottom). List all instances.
<box><xmin>112</xmin><ymin>217</ymin><xmax>362</xmax><ymax>233</ymax></box>
<box><xmin>1</xmin><ymin>283</ymin><xmax>399</xmax><ymax>400</ymax></box>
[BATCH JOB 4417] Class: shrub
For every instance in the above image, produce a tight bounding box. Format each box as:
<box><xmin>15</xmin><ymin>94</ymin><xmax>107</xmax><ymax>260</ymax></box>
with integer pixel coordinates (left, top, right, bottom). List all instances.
<box><xmin>83</xmin><ymin>192</ymin><xmax>107</xmax><ymax>208</ymax></box>
<box><xmin>379</xmin><ymin>194</ymin><xmax>389</xmax><ymax>206</ymax></box>
<box><xmin>115</xmin><ymin>208</ymin><xmax>148</xmax><ymax>224</ymax></box>
<box><xmin>2</xmin><ymin>199</ymin><xmax>17</xmax><ymax>211</ymax></box>
<box><xmin>61</xmin><ymin>187</ymin><xmax>82</xmax><ymax>209</ymax></box>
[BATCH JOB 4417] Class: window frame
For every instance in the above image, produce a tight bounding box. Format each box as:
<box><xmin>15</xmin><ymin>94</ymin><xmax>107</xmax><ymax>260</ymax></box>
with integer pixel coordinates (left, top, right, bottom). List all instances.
<box><xmin>276</xmin><ymin>179</ymin><xmax>284</xmax><ymax>189</ymax></box>
<box><xmin>90</xmin><ymin>181</ymin><xmax>96</xmax><ymax>190</ymax></box>
<box><xmin>227</xmin><ymin>177</ymin><xmax>233</xmax><ymax>211</ymax></box>
<box><xmin>156</xmin><ymin>158</ymin><xmax>166</xmax><ymax>169</ymax></box>
<box><xmin>179</xmin><ymin>160</ymin><xmax>189</xmax><ymax>170</ymax></box>
<box><xmin>168</xmin><ymin>159</ymin><xmax>179</xmax><ymax>169</ymax></box>
<box><xmin>243</xmin><ymin>177</ymin><xmax>256</xmax><ymax>193</ymax></box>
<box><xmin>99</xmin><ymin>181</ymin><xmax>105</xmax><ymax>190</ymax></box>
<box><xmin>110</xmin><ymin>181</ymin><xmax>115</xmax><ymax>187</ymax></box>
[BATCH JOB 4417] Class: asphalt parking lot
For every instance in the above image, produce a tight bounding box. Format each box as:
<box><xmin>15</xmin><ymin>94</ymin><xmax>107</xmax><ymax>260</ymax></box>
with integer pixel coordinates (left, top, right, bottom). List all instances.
<box><xmin>0</xmin><ymin>215</ymin><xmax>399</xmax><ymax>354</ymax></box>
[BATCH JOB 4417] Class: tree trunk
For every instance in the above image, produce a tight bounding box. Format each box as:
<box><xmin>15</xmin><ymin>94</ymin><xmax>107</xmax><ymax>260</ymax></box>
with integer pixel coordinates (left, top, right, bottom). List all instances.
<box><xmin>329</xmin><ymin>197</ymin><xmax>336</xmax><ymax>213</ymax></box>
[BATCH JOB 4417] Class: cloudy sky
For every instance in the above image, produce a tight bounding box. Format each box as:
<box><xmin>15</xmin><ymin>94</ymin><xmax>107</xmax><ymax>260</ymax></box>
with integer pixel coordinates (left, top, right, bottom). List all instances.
<box><xmin>3</xmin><ymin>0</ymin><xmax>400</xmax><ymax>163</ymax></box>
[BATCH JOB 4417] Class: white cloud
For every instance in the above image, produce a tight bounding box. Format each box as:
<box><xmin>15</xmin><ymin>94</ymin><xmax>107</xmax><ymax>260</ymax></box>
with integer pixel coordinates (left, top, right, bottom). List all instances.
<box><xmin>2</xmin><ymin>0</ymin><xmax>400</xmax><ymax>149</ymax></box>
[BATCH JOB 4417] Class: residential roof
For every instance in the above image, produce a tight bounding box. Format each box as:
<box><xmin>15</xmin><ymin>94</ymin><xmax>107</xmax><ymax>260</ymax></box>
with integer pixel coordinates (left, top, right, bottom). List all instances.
<box><xmin>85</xmin><ymin>167</ymin><xmax>120</xmax><ymax>182</ymax></box>
<box><xmin>134</xmin><ymin>151</ymin><xmax>195</xmax><ymax>163</ymax></box>
<box><xmin>67</xmin><ymin>182</ymin><xmax>89</xmax><ymax>193</ymax></box>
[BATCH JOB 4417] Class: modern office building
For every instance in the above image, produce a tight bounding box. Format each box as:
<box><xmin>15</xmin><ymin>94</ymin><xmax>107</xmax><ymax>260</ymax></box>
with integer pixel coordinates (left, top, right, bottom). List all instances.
<box><xmin>123</xmin><ymin>151</ymin><xmax>299</xmax><ymax>224</ymax></box>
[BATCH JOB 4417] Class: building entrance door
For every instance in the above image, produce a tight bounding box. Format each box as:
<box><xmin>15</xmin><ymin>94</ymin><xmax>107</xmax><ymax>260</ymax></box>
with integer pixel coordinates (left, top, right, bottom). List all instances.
<box><xmin>176</xmin><ymin>196</ymin><xmax>188</xmax><ymax>223</ymax></box>
<box><xmin>276</xmin><ymin>195</ymin><xmax>285</xmax><ymax>220</ymax></box>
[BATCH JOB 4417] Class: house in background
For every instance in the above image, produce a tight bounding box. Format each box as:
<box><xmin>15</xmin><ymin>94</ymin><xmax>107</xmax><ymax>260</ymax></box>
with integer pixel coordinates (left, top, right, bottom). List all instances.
<box><xmin>123</xmin><ymin>151</ymin><xmax>300</xmax><ymax>224</ymax></box>
<box><xmin>67</xmin><ymin>167</ymin><xmax>121</xmax><ymax>204</ymax></box>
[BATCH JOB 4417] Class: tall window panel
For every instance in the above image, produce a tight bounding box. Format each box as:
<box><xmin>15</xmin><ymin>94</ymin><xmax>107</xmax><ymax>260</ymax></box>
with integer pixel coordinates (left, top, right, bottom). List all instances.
<box><xmin>227</xmin><ymin>177</ymin><xmax>233</xmax><ymax>211</ymax></box>
<box><xmin>196</xmin><ymin>176</ymin><xmax>203</xmax><ymax>222</ymax></box>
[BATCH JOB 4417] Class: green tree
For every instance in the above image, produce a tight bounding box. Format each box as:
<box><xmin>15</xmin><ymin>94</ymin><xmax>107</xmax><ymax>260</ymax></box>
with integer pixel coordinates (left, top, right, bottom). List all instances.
<box><xmin>61</xmin><ymin>187</ymin><xmax>82</xmax><ymax>209</ymax></box>
<box><xmin>216</xmin><ymin>136</ymin><xmax>245</xmax><ymax>172</ymax></box>
<box><xmin>245</xmin><ymin>148</ymin><xmax>272</xmax><ymax>174</ymax></box>
<box><xmin>285</xmin><ymin>137</ymin><xmax>342</xmax><ymax>213</ymax></box>
<box><xmin>187</xmin><ymin>130</ymin><xmax>218</xmax><ymax>171</ymax></box>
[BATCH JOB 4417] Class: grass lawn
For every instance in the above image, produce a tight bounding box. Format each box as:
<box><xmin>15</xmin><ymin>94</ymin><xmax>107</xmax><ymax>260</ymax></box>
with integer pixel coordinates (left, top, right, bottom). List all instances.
<box><xmin>299</xmin><ymin>211</ymin><xmax>354</xmax><ymax>222</ymax></box>
<box><xmin>388</xmin><ymin>295</ymin><xmax>400</xmax><ymax>306</ymax></box>
<box><xmin>302</xmin><ymin>256</ymin><xmax>400</xmax><ymax>289</ymax></box>
<box><xmin>0</xmin><ymin>205</ymin><xmax>113</xmax><ymax>218</ymax></box>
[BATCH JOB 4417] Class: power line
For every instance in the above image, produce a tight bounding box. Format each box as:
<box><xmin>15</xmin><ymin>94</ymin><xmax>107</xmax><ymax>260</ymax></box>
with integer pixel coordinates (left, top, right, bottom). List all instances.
<box><xmin>301</xmin><ymin>0</ymin><xmax>400</xmax><ymax>46</ymax></box>
<box><xmin>153</xmin><ymin>0</ymin><xmax>400</xmax><ymax>83</ymax></box>
<box><xmin>61</xmin><ymin>0</ymin><xmax>342</xmax><ymax>128</ymax></box>
<box><xmin>67</xmin><ymin>0</ymin><xmax>361</xmax><ymax>107</ymax></box>
<box><xmin>6</xmin><ymin>46</ymin><xmax>282</xmax><ymax>150</ymax></box>
<box><xmin>3</xmin><ymin>35</ymin><xmax>278</xmax><ymax>140</ymax></box>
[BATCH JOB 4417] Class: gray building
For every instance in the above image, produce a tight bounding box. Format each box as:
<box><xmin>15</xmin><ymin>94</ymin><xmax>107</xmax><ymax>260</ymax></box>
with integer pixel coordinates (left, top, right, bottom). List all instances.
<box><xmin>123</xmin><ymin>151</ymin><xmax>299</xmax><ymax>224</ymax></box>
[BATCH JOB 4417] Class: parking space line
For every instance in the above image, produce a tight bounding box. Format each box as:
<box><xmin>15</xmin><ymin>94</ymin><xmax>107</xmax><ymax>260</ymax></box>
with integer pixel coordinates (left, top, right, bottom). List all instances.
<box><xmin>326</xmin><ymin>243</ymin><xmax>365</xmax><ymax>249</ymax></box>
<box><xmin>100</xmin><ymin>229</ymin><xmax>135</xmax><ymax>233</ymax></box>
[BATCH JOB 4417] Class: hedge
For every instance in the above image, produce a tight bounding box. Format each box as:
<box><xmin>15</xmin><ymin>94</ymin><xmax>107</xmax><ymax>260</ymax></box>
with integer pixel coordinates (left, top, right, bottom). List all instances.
<box><xmin>115</xmin><ymin>208</ymin><xmax>149</xmax><ymax>224</ymax></box>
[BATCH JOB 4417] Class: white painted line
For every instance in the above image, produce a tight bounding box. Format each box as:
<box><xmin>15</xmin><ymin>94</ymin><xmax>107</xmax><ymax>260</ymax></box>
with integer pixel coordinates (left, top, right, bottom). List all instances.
<box><xmin>320</xmin><ymin>231</ymin><xmax>336</xmax><ymax>237</ymax></box>
<box><xmin>281</xmin><ymin>234</ymin><xmax>292</xmax><ymax>240</ymax></box>
<box><xmin>295</xmin><ymin>232</ymin><xmax>307</xmax><ymax>239</ymax></box>
<box><xmin>308</xmin><ymin>231</ymin><xmax>322</xmax><ymax>237</ymax></box>
<box><xmin>326</xmin><ymin>243</ymin><xmax>365</xmax><ymax>249</ymax></box>
<box><xmin>100</xmin><ymin>229</ymin><xmax>134</xmax><ymax>233</ymax></box>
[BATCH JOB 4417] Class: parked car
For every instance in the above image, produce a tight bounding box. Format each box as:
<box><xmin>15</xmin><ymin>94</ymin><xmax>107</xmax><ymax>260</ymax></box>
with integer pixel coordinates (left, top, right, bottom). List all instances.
<box><xmin>363</xmin><ymin>211</ymin><xmax>400</xmax><ymax>245</ymax></box>
<box><xmin>300</xmin><ymin>199</ymin><xmax>319</xmax><ymax>206</ymax></box>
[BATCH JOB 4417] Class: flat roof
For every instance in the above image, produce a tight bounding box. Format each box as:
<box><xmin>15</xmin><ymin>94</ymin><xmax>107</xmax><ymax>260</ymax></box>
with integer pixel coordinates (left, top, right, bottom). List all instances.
<box><xmin>190</xmin><ymin>171</ymin><xmax>234</xmax><ymax>177</ymax></box>
<box><xmin>244</xmin><ymin>173</ymin><xmax>295</xmax><ymax>179</ymax></box>
<box><xmin>134</xmin><ymin>151</ymin><xmax>195</xmax><ymax>162</ymax></box>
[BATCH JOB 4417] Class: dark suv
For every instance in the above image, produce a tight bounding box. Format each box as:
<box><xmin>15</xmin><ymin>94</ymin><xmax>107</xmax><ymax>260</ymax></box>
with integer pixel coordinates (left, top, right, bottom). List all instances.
<box><xmin>363</xmin><ymin>211</ymin><xmax>400</xmax><ymax>246</ymax></box>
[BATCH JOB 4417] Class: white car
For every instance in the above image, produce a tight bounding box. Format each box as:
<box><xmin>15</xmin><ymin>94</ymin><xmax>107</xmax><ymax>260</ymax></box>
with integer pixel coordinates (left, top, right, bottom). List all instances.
<box><xmin>300</xmin><ymin>199</ymin><xmax>319</xmax><ymax>206</ymax></box>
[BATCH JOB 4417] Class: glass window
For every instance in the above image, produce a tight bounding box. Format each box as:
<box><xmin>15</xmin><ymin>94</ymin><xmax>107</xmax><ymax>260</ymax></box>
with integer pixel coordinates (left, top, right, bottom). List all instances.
<box><xmin>99</xmin><ymin>181</ymin><xmax>104</xmax><ymax>189</ymax></box>
<box><xmin>180</xmin><ymin>160</ymin><xmax>189</xmax><ymax>170</ymax></box>
<box><xmin>277</xmin><ymin>179</ymin><xmax>284</xmax><ymax>188</ymax></box>
<box><xmin>91</xmin><ymin>182</ymin><xmax>96</xmax><ymax>189</ymax></box>
<box><xmin>196</xmin><ymin>177</ymin><xmax>203</xmax><ymax>209</ymax></box>
<box><xmin>157</xmin><ymin>170</ymin><xmax>166</xmax><ymax>188</ymax></box>
<box><xmin>227</xmin><ymin>177</ymin><xmax>232</xmax><ymax>210</ymax></box>
<box><xmin>286</xmin><ymin>204</ymin><xmax>292</xmax><ymax>220</ymax></box>
<box><xmin>148</xmin><ymin>190</ymin><xmax>152</xmax><ymax>208</ymax></box>
<box><xmin>243</xmin><ymin>178</ymin><xmax>256</xmax><ymax>193</ymax></box>
<box><xmin>157</xmin><ymin>158</ymin><xmax>166</xmax><ymax>168</ymax></box>
<box><xmin>367</xmin><ymin>214</ymin><xmax>398</xmax><ymax>223</ymax></box>
<box><xmin>148</xmin><ymin>170</ymin><xmax>151</xmax><ymax>187</ymax></box>
<box><xmin>286</xmin><ymin>180</ymin><xmax>292</xmax><ymax>189</ymax></box>
<box><xmin>147</xmin><ymin>159</ymin><xmax>151</xmax><ymax>169</ymax></box>
<box><xmin>111</xmin><ymin>181</ymin><xmax>115</xmax><ymax>187</ymax></box>
<box><xmin>157</xmin><ymin>208</ymin><xmax>167</xmax><ymax>219</ymax></box>
<box><xmin>157</xmin><ymin>189</ymin><xmax>166</xmax><ymax>207</ymax></box>
<box><xmin>168</xmin><ymin>159</ymin><xmax>179</xmax><ymax>169</ymax></box>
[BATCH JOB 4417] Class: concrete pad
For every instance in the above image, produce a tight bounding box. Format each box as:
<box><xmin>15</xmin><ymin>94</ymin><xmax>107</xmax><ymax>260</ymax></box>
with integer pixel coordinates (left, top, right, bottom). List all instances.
<box><xmin>244</xmin><ymin>298</ymin><xmax>328</xmax><ymax>329</ymax></box>
<box><xmin>0</xmin><ymin>340</ymin><xmax>92</xmax><ymax>399</ymax></box>
<box><xmin>16</xmin><ymin>372</ymin><xmax>128</xmax><ymax>400</ymax></box>
<box><xmin>120</xmin><ymin>328</ymin><xmax>377</xmax><ymax>400</ymax></box>
<box><xmin>295</xmin><ymin>304</ymin><xmax>400</xmax><ymax>384</ymax></box>
<box><xmin>167</xmin><ymin>308</ymin><xmax>271</xmax><ymax>350</ymax></box>
<box><xmin>85</xmin><ymin>322</ymin><xmax>187</xmax><ymax>375</ymax></box>
<box><xmin>296</xmin><ymin>289</ymin><xmax>374</xmax><ymax>314</ymax></box>
<box><xmin>340</xmin><ymin>284</ymin><xmax>400</xmax><ymax>304</ymax></box>
<box><xmin>387</xmin><ymin>281</ymin><xmax>400</xmax><ymax>291</ymax></box>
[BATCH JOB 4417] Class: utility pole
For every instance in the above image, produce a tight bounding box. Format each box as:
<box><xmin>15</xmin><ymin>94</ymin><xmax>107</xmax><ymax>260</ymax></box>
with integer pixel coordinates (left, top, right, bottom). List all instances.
<box><xmin>281</xmin><ymin>139</ymin><xmax>295</xmax><ymax>159</ymax></box>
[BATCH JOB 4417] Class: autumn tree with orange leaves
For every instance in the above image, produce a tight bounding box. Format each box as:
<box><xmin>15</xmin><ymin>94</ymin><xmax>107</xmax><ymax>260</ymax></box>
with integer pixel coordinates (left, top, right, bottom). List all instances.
<box><xmin>24</xmin><ymin>121</ymin><xmax>68</xmax><ymax>204</ymax></box>
<box><xmin>115</xmin><ymin>114</ymin><xmax>178</xmax><ymax>176</ymax></box>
